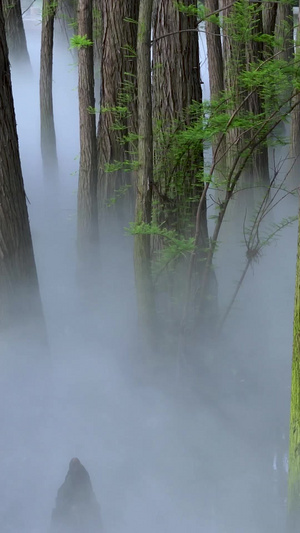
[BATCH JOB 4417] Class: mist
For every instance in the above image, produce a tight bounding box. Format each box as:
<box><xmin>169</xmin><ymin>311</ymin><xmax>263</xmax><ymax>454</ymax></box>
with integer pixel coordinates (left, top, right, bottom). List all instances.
<box><xmin>1</xmin><ymin>3</ymin><xmax>298</xmax><ymax>532</ymax></box>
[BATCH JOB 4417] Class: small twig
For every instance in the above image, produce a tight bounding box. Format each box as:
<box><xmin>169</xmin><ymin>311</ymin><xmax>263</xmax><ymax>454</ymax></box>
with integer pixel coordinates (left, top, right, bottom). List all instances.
<box><xmin>22</xmin><ymin>0</ymin><xmax>36</xmax><ymax>16</ymax></box>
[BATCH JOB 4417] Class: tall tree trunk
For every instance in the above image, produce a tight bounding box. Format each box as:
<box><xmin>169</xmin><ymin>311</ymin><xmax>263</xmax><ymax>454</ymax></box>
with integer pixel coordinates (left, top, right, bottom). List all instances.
<box><xmin>77</xmin><ymin>0</ymin><xmax>98</xmax><ymax>263</ymax></box>
<box><xmin>2</xmin><ymin>0</ymin><xmax>31</xmax><ymax>68</ymax></box>
<box><xmin>134</xmin><ymin>0</ymin><xmax>156</xmax><ymax>337</ymax></box>
<box><xmin>222</xmin><ymin>0</ymin><xmax>269</xmax><ymax>213</ymax></box>
<box><xmin>291</xmin><ymin>1</ymin><xmax>300</xmax><ymax>162</ymax></box>
<box><xmin>275</xmin><ymin>2</ymin><xmax>294</xmax><ymax>63</ymax></box>
<box><xmin>288</xmin><ymin>200</ymin><xmax>300</xmax><ymax>532</ymax></box>
<box><xmin>40</xmin><ymin>0</ymin><xmax>58</xmax><ymax>177</ymax></box>
<box><xmin>205</xmin><ymin>0</ymin><xmax>226</xmax><ymax>171</ymax></box>
<box><xmin>0</xmin><ymin>2</ymin><xmax>46</xmax><ymax>341</ymax></box>
<box><xmin>97</xmin><ymin>0</ymin><xmax>139</xmax><ymax>234</ymax></box>
<box><xmin>152</xmin><ymin>0</ymin><xmax>206</xmax><ymax>231</ymax></box>
<box><xmin>152</xmin><ymin>0</ymin><xmax>212</xmax><ymax>331</ymax></box>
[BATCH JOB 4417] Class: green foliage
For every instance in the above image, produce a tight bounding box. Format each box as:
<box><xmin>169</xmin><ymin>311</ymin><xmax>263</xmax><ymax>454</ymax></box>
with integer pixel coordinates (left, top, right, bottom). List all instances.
<box><xmin>70</xmin><ymin>34</ymin><xmax>93</xmax><ymax>49</ymax></box>
<box><xmin>126</xmin><ymin>222</ymin><xmax>195</xmax><ymax>278</ymax></box>
<box><xmin>41</xmin><ymin>0</ymin><xmax>58</xmax><ymax>18</ymax></box>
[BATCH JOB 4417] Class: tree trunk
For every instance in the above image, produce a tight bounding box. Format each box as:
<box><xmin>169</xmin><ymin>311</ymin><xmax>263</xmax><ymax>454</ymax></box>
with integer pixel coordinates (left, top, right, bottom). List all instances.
<box><xmin>77</xmin><ymin>0</ymin><xmax>98</xmax><ymax>262</ymax></box>
<box><xmin>288</xmin><ymin>200</ymin><xmax>300</xmax><ymax>532</ymax></box>
<box><xmin>39</xmin><ymin>0</ymin><xmax>58</xmax><ymax>177</ymax></box>
<box><xmin>2</xmin><ymin>0</ymin><xmax>31</xmax><ymax>68</ymax></box>
<box><xmin>0</xmin><ymin>2</ymin><xmax>45</xmax><ymax>341</ymax></box>
<box><xmin>134</xmin><ymin>0</ymin><xmax>156</xmax><ymax>337</ymax></box>
<box><xmin>152</xmin><ymin>0</ymin><xmax>212</xmax><ymax>332</ymax></box>
<box><xmin>291</xmin><ymin>1</ymin><xmax>300</xmax><ymax>162</ymax></box>
<box><xmin>275</xmin><ymin>2</ymin><xmax>294</xmax><ymax>63</ymax></box>
<box><xmin>152</xmin><ymin>0</ymin><xmax>206</xmax><ymax>231</ymax></box>
<box><xmin>205</xmin><ymin>0</ymin><xmax>226</xmax><ymax>170</ymax></box>
<box><xmin>97</xmin><ymin>0</ymin><xmax>139</xmax><ymax>233</ymax></box>
<box><xmin>152</xmin><ymin>0</ymin><xmax>202</xmax><ymax>124</ymax></box>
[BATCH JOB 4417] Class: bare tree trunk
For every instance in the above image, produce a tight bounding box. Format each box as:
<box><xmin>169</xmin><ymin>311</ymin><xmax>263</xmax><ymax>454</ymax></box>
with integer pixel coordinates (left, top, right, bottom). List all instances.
<box><xmin>206</xmin><ymin>0</ymin><xmax>224</xmax><ymax>104</ymax></box>
<box><xmin>77</xmin><ymin>0</ymin><xmax>98</xmax><ymax>262</ymax></box>
<box><xmin>0</xmin><ymin>2</ymin><xmax>46</xmax><ymax>342</ymax></box>
<box><xmin>97</xmin><ymin>0</ymin><xmax>139</xmax><ymax>233</ymax></box>
<box><xmin>205</xmin><ymin>0</ymin><xmax>226</xmax><ymax>169</ymax></box>
<box><xmin>291</xmin><ymin>2</ymin><xmax>300</xmax><ymax>161</ymax></box>
<box><xmin>134</xmin><ymin>0</ymin><xmax>156</xmax><ymax>337</ymax></box>
<box><xmin>40</xmin><ymin>0</ymin><xmax>58</xmax><ymax>177</ymax></box>
<box><xmin>2</xmin><ymin>0</ymin><xmax>31</xmax><ymax>68</ymax></box>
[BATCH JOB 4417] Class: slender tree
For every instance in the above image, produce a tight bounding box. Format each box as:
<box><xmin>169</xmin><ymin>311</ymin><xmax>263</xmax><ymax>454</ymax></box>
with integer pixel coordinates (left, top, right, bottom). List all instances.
<box><xmin>205</xmin><ymin>0</ymin><xmax>225</xmax><ymax>168</ymax></box>
<box><xmin>39</xmin><ymin>0</ymin><xmax>58</xmax><ymax>177</ymax></box>
<box><xmin>2</xmin><ymin>0</ymin><xmax>31</xmax><ymax>67</ymax></box>
<box><xmin>291</xmin><ymin>0</ymin><xmax>300</xmax><ymax>162</ymax></box>
<box><xmin>0</xmin><ymin>2</ymin><xmax>45</xmax><ymax>340</ymax></box>
<box><xmin>134</xmin><ymin>0</ymin><xmax>156</xmax><ymax>335</ymax></box>
<box><xmin>76</xmin><ymin>0</ymin><xmax>98</xmax><ymax>261</ymax></box>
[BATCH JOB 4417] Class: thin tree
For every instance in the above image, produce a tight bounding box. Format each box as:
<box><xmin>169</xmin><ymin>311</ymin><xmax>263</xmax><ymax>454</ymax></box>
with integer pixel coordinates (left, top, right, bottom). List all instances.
<box><xmin>205</xmin><ymin>0</ymin><xmax>225</xmax><ymax>169</ymax></box>
<box><xmin>76</xmin><ymin>0</ymin><xmax>98</xmax><ymax>262</ymax></box>
<box><xmin>134</xmin><ymin>0</ymin><xmax>156</xmax><ymax>336</ymax></box>
<box><xmin>2</xmin><ymin>0</ymin><xmax>31</xmax><ymax>67</ymax></box>
<box><xmin>39</xmin><ymin>0</ymin><xmax>58</xmax><ymax>177</ymax></box>
<box><xmin>0</xmin><ymin>2</ymin><xmax>46</xmax><ymax>341</ymax></box>
<box><xmin>291</xmin><ymin>0</ymin><xmax>300</xmax><ymax>162</ymax></box>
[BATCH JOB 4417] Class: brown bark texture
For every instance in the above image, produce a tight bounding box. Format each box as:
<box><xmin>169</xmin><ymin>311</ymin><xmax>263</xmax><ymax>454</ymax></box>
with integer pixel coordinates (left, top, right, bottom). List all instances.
<box><xmin>152</xmin><ymin>0</ymin><xmax>206</xmax><ymax>238</ymax></box>
<box><xmin>40</xmin><ymin>0</ymin><xmax>58</xmax><ymax>176</ymax></box>
<box><xmin>97</xmin><ymin>0</ymin><xmax>139</xmax><ymax>228</ymax></box>
<box><xmin>134</xmin><ymin>0</ymin><xmax>156</xmax><ymax>336</ymax></box>
<box><xmin>0</xmin><ymin>3</ymin><xmax>45</xmax><ymax>334</ymax></box>
<box><xmin>222</xmin><ymin>0</ymin><xmax>269</xmax><ymax>197</ymax></box>
<box><xmin>205</xmin><ymin>0</ymin><xmax>226</xmax><ymax>171</ymax></box>
<box><xmin>77</xmin><ymin>0</ymin><xmax>98</xmax><ymax>258</ymax></box>
<box><xmin>291</xmin><ymin>1</ymin><xmax>300</xmax><ymax>161</ymax></box>
<box><xmin>152</xmin><ymin>0</ymin><xmax>202</xmax><ymax>124</ymax></box>
<box><xmin>205</xmin><ymin>0</ymin><xmax>224</xmax><ymax>102</ymax></box>
<box><xmin>2</xmin><ymin>0</ymin><xmax>31</xmax><ymax>66</ymax></box>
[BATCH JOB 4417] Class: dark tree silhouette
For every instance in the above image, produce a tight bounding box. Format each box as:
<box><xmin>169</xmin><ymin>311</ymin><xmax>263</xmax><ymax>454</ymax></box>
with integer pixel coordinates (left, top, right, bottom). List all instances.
<box><xmin>51</xmin><ymin>458</ymin><xmax>102</xmax><ymax>532</ymax></box>
<box><xmin>0</xmin><ymin>0</ymin><xmax>46</xmax><ymax>342</ymax></box>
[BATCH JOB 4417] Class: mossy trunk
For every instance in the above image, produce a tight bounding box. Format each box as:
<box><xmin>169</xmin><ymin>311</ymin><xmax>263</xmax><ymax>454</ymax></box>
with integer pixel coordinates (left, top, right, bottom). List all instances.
<box><xmin>288</xmin><ymin>202</ymin><xmax>300</xmax><ymax>532</ymax></box>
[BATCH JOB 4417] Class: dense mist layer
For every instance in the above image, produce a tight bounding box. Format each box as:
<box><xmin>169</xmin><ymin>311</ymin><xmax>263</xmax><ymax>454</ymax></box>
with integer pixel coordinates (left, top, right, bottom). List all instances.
<box><xmin>1</xmin><ymin>3</ymin><xmax>298</xmax><ymax>532</ymax></box>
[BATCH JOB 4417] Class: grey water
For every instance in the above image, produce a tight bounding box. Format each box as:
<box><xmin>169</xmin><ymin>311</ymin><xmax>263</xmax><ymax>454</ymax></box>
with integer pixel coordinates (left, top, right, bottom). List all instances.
<box><xmin>0</xmin><ymin>3</ymin><xmax>298</xmax><ymax>532</ymax></box>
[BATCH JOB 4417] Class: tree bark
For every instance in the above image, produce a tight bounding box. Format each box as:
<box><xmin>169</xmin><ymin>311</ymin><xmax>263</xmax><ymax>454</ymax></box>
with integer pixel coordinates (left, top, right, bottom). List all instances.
<box><xmin>97</xmin><ymin>0</ymin><xmax>139</xmax><ymax>232</ymax></box>
<box><xmin>0</xmin><ymin>2</ymin><xmax>45</xmax><ymax>340</ymax></box>
<box><xmin>2</xmin><ymin>0</ymin><xmax>31</xmax><ymax>68</ymax></box>
<box><xmin>77</xmin><ymin>0</ymin><xmax>98</xmax><ymax>261</ymax></box>
<box><xmin>291</xmin><ymin>1</ymin><xmax>300</xmax><ymax>162</ymax></box>
<box><xmin>205</xmin><ymin>0</ymin><xmax>226</xmax><ymax>169</ymax></box>
<box><xmin>152</xmin><ymin>0</ymin><xmax>206</xmax><ymax>234</ymax></box>
<box><xmin>134</xmin><ymin>0</ymin><xmax>156</xmax><ymax>336</ymax></box>
<box><xmin>40</xmin><ymin>0</ymin><xmax>58</xmax><ymax>177</ymax></box>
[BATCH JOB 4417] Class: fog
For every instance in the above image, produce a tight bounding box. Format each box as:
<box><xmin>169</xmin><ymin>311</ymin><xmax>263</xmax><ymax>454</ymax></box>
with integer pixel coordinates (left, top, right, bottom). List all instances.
<box><xmin>1</xmin><ymin>3</ymin><xmax>298</xmax><ymax>532</ymax></box>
